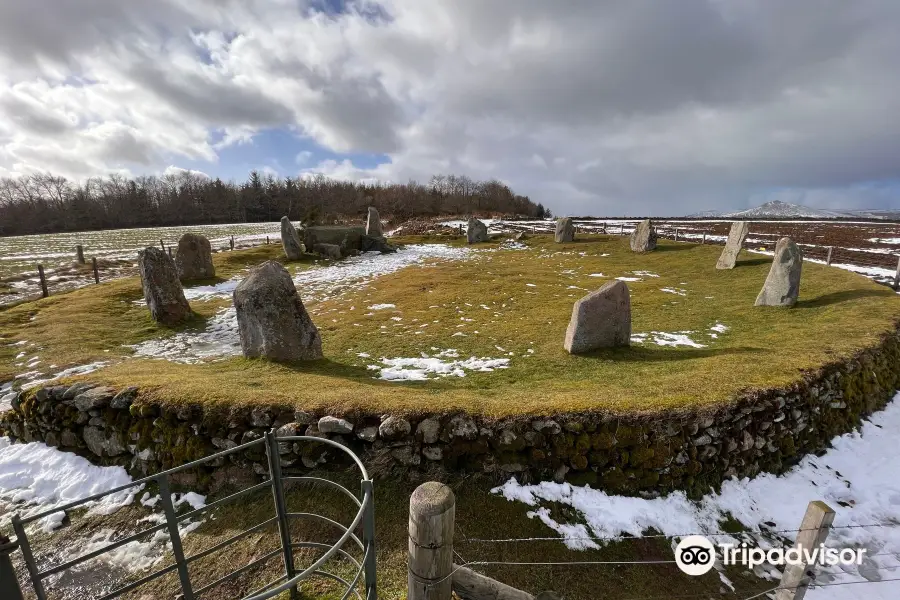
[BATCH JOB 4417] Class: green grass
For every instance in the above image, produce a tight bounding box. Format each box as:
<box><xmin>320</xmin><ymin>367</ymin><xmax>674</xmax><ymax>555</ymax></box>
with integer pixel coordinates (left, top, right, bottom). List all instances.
<box><xmin>2</xmin><ymin>234</ymin><xmax>897</xmax><ymax>416</ymax></box>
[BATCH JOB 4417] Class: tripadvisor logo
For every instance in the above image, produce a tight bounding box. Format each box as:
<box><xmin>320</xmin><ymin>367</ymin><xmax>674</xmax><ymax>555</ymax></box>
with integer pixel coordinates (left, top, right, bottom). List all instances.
<box><xmin>674</xmin><ymin>535</ymin><xmax>867</xmax><ymax>576</ymax></box>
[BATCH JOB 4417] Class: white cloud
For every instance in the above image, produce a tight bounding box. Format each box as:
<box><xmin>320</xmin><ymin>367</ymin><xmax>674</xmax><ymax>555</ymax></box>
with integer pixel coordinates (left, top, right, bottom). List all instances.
<box><xmin>0</xmin><ymin>0</ymin><xmax>898</xmax><ymax>213</ymax></box>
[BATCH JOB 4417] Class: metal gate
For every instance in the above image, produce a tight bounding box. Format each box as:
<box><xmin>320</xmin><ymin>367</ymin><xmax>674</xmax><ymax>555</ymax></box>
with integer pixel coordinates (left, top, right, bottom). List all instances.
<box><xmin>3</xmin><ymin>430</ymin><xmax>377</xmax><ymax>600</ymax></box>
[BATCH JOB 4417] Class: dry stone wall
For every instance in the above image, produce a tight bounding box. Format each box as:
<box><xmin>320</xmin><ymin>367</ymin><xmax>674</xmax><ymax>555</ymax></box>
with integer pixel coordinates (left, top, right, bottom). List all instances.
<box><xmin>2</xmin><ymin>325</ymin><xmax>899</xmax><ymax>497</ymax></box>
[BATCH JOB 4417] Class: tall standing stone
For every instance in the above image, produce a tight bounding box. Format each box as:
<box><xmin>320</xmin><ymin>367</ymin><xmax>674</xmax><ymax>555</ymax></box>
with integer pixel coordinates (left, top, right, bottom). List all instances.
<box><xmin>467</xmin><ymin>217</ymin><xmax>489</xmax><ymax>244</ymax></box>
<box><xmin>281</xmin><ymin>216</ymin><xmax>305</xmax><ymax>260</ymax></box>
<box><xmin>175</xmin><ymin>233</ymin><xmax>215</xmax><ymax>281</ymax></box>
<box><xmin>366</xmin><ymin>206</ymin><xmax>383</xmax><ymax>237</ymax></box>
<box><xmin>755</xmin><ymin>237</ymin><xmax>802</xmax><ymax>307</ymax></box>
<box><xmin>564</xmin><ymin>280</ymin><xmax>631</xmax><ymax>353</ymax></box>
<box><xmin>716</xmin><ymin>221</ymin><xmax>751</xmax><ymax>269</ymax></box>
<box><xmin>138</xmin><ymin>247</ymin><xmax>192</xmax><ymax>326</ymax></box>
<box><xmin>233</xmin><ymin>260</ymin><xmax>323</xmax><ymax>361</ymax></box>
<box><xmin>630</xmin><ymin>219</ymin><xmax>657</xmax><ymax>252</ymax></box>
<box><xmin>555</xmin><ymin>217</ymin><xmax>575</xmax><ymax>243</ymax></box>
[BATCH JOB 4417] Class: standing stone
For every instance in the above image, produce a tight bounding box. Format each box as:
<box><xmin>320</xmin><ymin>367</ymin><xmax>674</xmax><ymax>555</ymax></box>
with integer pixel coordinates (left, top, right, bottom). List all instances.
<box><xmin>280</xmin><ymin>216</ymin><xmax>305</xmax><ymax>260</ymax></box>
<box><xmin>467</xmin><ymin>217</ymin><xmax>489</xmax><ymax>244</ymax></box>
<box><xmin>138</xmin><ymin>247</ymin><xmax>192</xmax><ymax>325</ymax></box>
<box><xmin>175</xmin><ymin>233</ymin><xmax>215</xmax><ymax>281</ymax></box>
<box><xmin>716</xmin><ymin>221</ymin><xmax>751</xmax><ymax>269</ymax></box>
<box><xmin>630</xmin><ymin>219</ymin><xmax>657</xmax><ymax>252</ymax></box>
<box><xmin>564</xmin><ymin>280</ymin><xmax>631</xmax><ymax>353</ymax></box>
<box><xmin>366</xmin><ymin>206</ymin><xmax>383</xmax><ymax>237</ymax></box>
<box><xmin>555</xmin><ymin>217</ymin><xmax>575</xmax><ymax>243</ymax></box>
<box><xmin>233</xmin><ymin>260</ymin><xmax>323</xmax><ymax>361</ymax></box>
<box><xmin>755</xmin><ymin>237</ymin><xmax>802</xmax><ymax>307</ymax></box>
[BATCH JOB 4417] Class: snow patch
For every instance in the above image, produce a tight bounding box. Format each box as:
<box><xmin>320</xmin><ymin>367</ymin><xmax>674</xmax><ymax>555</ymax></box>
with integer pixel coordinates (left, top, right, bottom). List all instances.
<box><xmin>368</xmin><ymin>353</ymin><xmax>510</xmax><ymax>380</ymax></box>
<box><xmin>493</xmin><ymin>393</ymin><xmax>900</xmax><ymax>599</ymax></box>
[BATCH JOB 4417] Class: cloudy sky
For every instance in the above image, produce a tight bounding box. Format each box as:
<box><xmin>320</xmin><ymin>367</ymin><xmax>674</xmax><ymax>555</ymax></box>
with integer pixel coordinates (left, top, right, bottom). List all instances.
<box><xmin>1</xmin><ymin>0</ymin><xmax>898</xmax><ymax>216</ymax></box>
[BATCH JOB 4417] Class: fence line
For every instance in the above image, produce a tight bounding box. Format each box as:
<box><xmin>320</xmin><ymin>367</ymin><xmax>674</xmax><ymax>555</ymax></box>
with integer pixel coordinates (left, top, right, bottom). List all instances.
<box><xmin>412</xmin><ymin>491</ymin><xmax>900</xmax><ymax>600</ymax></box>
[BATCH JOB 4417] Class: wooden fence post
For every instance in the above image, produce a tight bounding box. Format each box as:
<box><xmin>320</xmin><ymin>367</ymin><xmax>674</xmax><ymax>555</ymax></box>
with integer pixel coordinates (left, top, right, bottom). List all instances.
<box><xmin>37</xmin><ymin>265</ymin><xmax>48</xmax><ymax>298</ymax></box>
<box><xmin>92</xmin><ymin>257</ymin><xmax>99</xmax><ymax>284</ymax></box>
<box><xmin>620</xmin><ymin>223</ymin><xmax>625</xmax><ymax>235</ymax></box>
<box><xmin>893</xmin><ymin>256</ymin><xmax>900</xmax><ymax>289</ymax></box>
<box><xmin>674</xmin><ymin>228</ymin><xmax>679</xmax><ymax>242</ymax></box>
<box><xmin>702</xmin><ymin>232</ymin><xmax>706</xmax><ymax>245</ymax></box>
<box><xmin>266</xmin><ymin>236</ymin><xmax>270</xmax><ymax>245</ymax></box>
<box><xmin>826</xmin><ymin>246</ymin><xmax>833</xmax><ymax>266</ymax></box>
<box><xmin>75</xmin><ymin>245</ymin><xmax>85</xmax><ymax>264</ymax></box>
<box><xmin>408</xmin><ymin>482</ymin><xmax>455</xmax><ymax>600</ymax></box>
<box><xmin>775</xmin><ymin>501</ymin><xmax>835</xmax><ymax>600</ymax></box>
<box><xmin>230</xmin><ymin>236</ymin><xmax>235</xmax><ymax>250</ymax></box>
<box><xmin>160</xmin><ymin>239</ymin><xmax>165</xmax><ymax>251</ymax></box>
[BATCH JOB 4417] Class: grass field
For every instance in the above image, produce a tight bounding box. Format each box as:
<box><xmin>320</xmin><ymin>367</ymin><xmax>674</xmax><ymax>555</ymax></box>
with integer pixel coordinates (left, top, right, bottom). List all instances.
<box><xmin>1</xmin><ymin>234</ymin><xmax>897</xmax><ymax>417</ymax></box>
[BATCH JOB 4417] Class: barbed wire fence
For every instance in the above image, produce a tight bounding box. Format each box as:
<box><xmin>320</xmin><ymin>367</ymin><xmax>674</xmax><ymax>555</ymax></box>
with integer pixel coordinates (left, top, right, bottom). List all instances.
<box><xmin>408</xmin><ymin>485</ymin><xmax>900</xmax><ymax>600</ymax></box>
<box><xmin>0</xmin><ymin>234</ymin><xmax>274</xmax><ymax>307</ymax></box>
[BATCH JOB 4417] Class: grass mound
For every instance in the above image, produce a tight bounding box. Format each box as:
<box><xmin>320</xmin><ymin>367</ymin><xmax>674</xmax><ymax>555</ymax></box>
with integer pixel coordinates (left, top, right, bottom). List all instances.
<box><xmin>1</xmin><ymin>235</ymin><xmax>897</xmax><ymax>417</ymax></box>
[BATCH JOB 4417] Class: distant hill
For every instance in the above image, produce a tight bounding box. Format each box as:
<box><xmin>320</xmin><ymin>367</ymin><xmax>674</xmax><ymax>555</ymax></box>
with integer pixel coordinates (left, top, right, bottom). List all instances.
<box><xmin>685</xmin><ymin>210</ymin><xmax>724</xmax><ymax>218</ymax></box>
<box><xmin>681</xmin><ymin>200</ymin><xmax>900</xmax><ymax>220</ymax></box>
<box><xmin>724</xmin><ymin>200</ymin><xmax>844</xmax><ymax>219</ymax></box>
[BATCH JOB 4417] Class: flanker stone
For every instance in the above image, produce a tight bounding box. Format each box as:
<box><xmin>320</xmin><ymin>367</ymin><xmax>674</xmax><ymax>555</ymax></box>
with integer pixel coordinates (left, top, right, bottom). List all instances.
<box><xmin>716</xmin><ymin>221</ymin><xmax>750</xmax><ymax>269</ymax></box>
<box><xmin>138</xmin><ymin>247</ymin><xmax>192</xmax><ymax>326</ymax></box>
<box><xmin>755</xmin><ymin>237</ymin><xmax>803</xmax><ymax>307</ymax></box>
<box><xmin>175</xmin><ymin>233</ymin><xmax>215</xmax><ymax>281</ymax></box>
<box><xmin>233</xmin><ymin>260</ymin><xmax>323</xmax><ymax>361</ymax></box>
<box><xmin>555</xmin><ymin>217</ymin><xmax>575</xmax><ymax>243</ymax></box>
<box><xmin>630</xmin><ymin>219</ymin><xmax>657</xmax><ymax>252</ymax></box>
<box><xmin>366</xmin><ymin>206</ymin><xmax>383</xmax><ymax>237</ymax></box>
<box><xmin>564</xmin><ymin>280</ymin><xmax>631</xmax><ymax>353</ymax></box>
<box><xmin>467</xmin><ymin>217</ymin><xmax>489</xmax><ymax>244</ymax></box>
<box><xmin>281</xmin><ymin>216</ymin><xmax>305</xmax><ymax>260</ymax></box>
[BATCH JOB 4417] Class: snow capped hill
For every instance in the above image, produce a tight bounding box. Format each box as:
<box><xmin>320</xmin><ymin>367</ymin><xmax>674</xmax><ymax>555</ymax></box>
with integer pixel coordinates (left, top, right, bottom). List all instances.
<box><xmin>685</xmin><ymin>210</ymin><xmax>723</xmax><ymax>218</ymax></box>
<box><xmin>724</xmin><ymin>200</ymin><xmax>844</xmax><ymax>219</ymax></box>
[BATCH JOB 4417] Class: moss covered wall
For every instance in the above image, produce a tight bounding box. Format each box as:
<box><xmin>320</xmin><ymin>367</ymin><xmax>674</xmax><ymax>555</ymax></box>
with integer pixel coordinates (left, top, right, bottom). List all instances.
<box><xmin>2</xmin><ymin>325</ymin><xmax>899</xmax><ymax>496</ymax></box>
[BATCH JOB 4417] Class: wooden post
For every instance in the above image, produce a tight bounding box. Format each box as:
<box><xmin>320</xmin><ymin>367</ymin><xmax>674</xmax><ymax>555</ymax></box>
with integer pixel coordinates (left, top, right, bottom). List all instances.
<box><xmin>37</xmin><ymin>265</ymin><xmax>48</xmax><ymax>298</ymax></box>
<box><xmin>75</xmin><ymin>244</ymin><xmax>85</xmax><ymax>264</ymax></box>
<box><xmin>230</xmin><ymin>236</ymin><xmax>235</xmax><ymax>250</ymax></box>
<box><xmin>92</xmin><ymin>257</ymin><xmax>99</xmax><ymax>284</ymax></box>
<box><xmin>266</xmin><ymin>236</ymin><xmax>270</xmax><ymax>245</ymax></box>
<box><xmin>674</xmin><ymin>228</ymin><xmax>679</xmax><ymax>242</ymax></box>
<box><xmin>775</xmin><ymin>501</ymin><xmax>834</xmax><ymax>600</ymax></box>
<box><xmin>408</xmin><ymin>482</ymin><xmax>455</xmax><ymax>600</ymax></box>
<box><xmin>826</xmin><ymin>246</ymin><xmax>833</xmax><ymax>266</ymax></box>
<box><xmin>452</xmin><ymin>565</ymin><xmax>535</xmax><ymax>600</ymax></box>
<box><xmin>894</xmin><ymin>256</ymin><xmax>900</xmax><ymax>289</ymax></box>
<box><xmin>620</xmin><ymin>223</ymin><xmax>625</xmax><ymax>235</ymax></box>
<box><xmin>160</xmin><ymin>239</ymin><xmax>165</xmax><ymax>251</ymax></box>
<box><xmin>702</xmin><ymin>232</ymin><xmax>706</xmax><ymax>244</ymax></box>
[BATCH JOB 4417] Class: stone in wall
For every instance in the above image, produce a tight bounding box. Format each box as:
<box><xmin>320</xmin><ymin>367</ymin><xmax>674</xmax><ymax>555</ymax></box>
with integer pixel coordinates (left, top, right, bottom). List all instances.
<box><xmin>1</xmin><ymin>327</ymin><xmax>898</xmax><ymax>498</ymax></box>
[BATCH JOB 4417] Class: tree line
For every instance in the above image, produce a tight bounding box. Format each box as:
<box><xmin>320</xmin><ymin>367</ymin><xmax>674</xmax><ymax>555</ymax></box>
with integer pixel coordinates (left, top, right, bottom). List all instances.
<box><xmin>0</xmin><ymin>171</ymin><xmax>551</xmax><ymax>236</ymax></box>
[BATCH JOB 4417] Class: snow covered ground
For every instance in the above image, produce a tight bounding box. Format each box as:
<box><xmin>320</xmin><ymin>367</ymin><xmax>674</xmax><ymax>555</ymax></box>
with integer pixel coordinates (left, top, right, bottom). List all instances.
<box><xmin>494</xmin><ymin>393</ymin><xmax>900</xmax><ymax>599</ymax></box>
<box><xmin>0</xmin><ymin>436</ymin><xmax>206</xmax><ymax>591</ymax></box>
